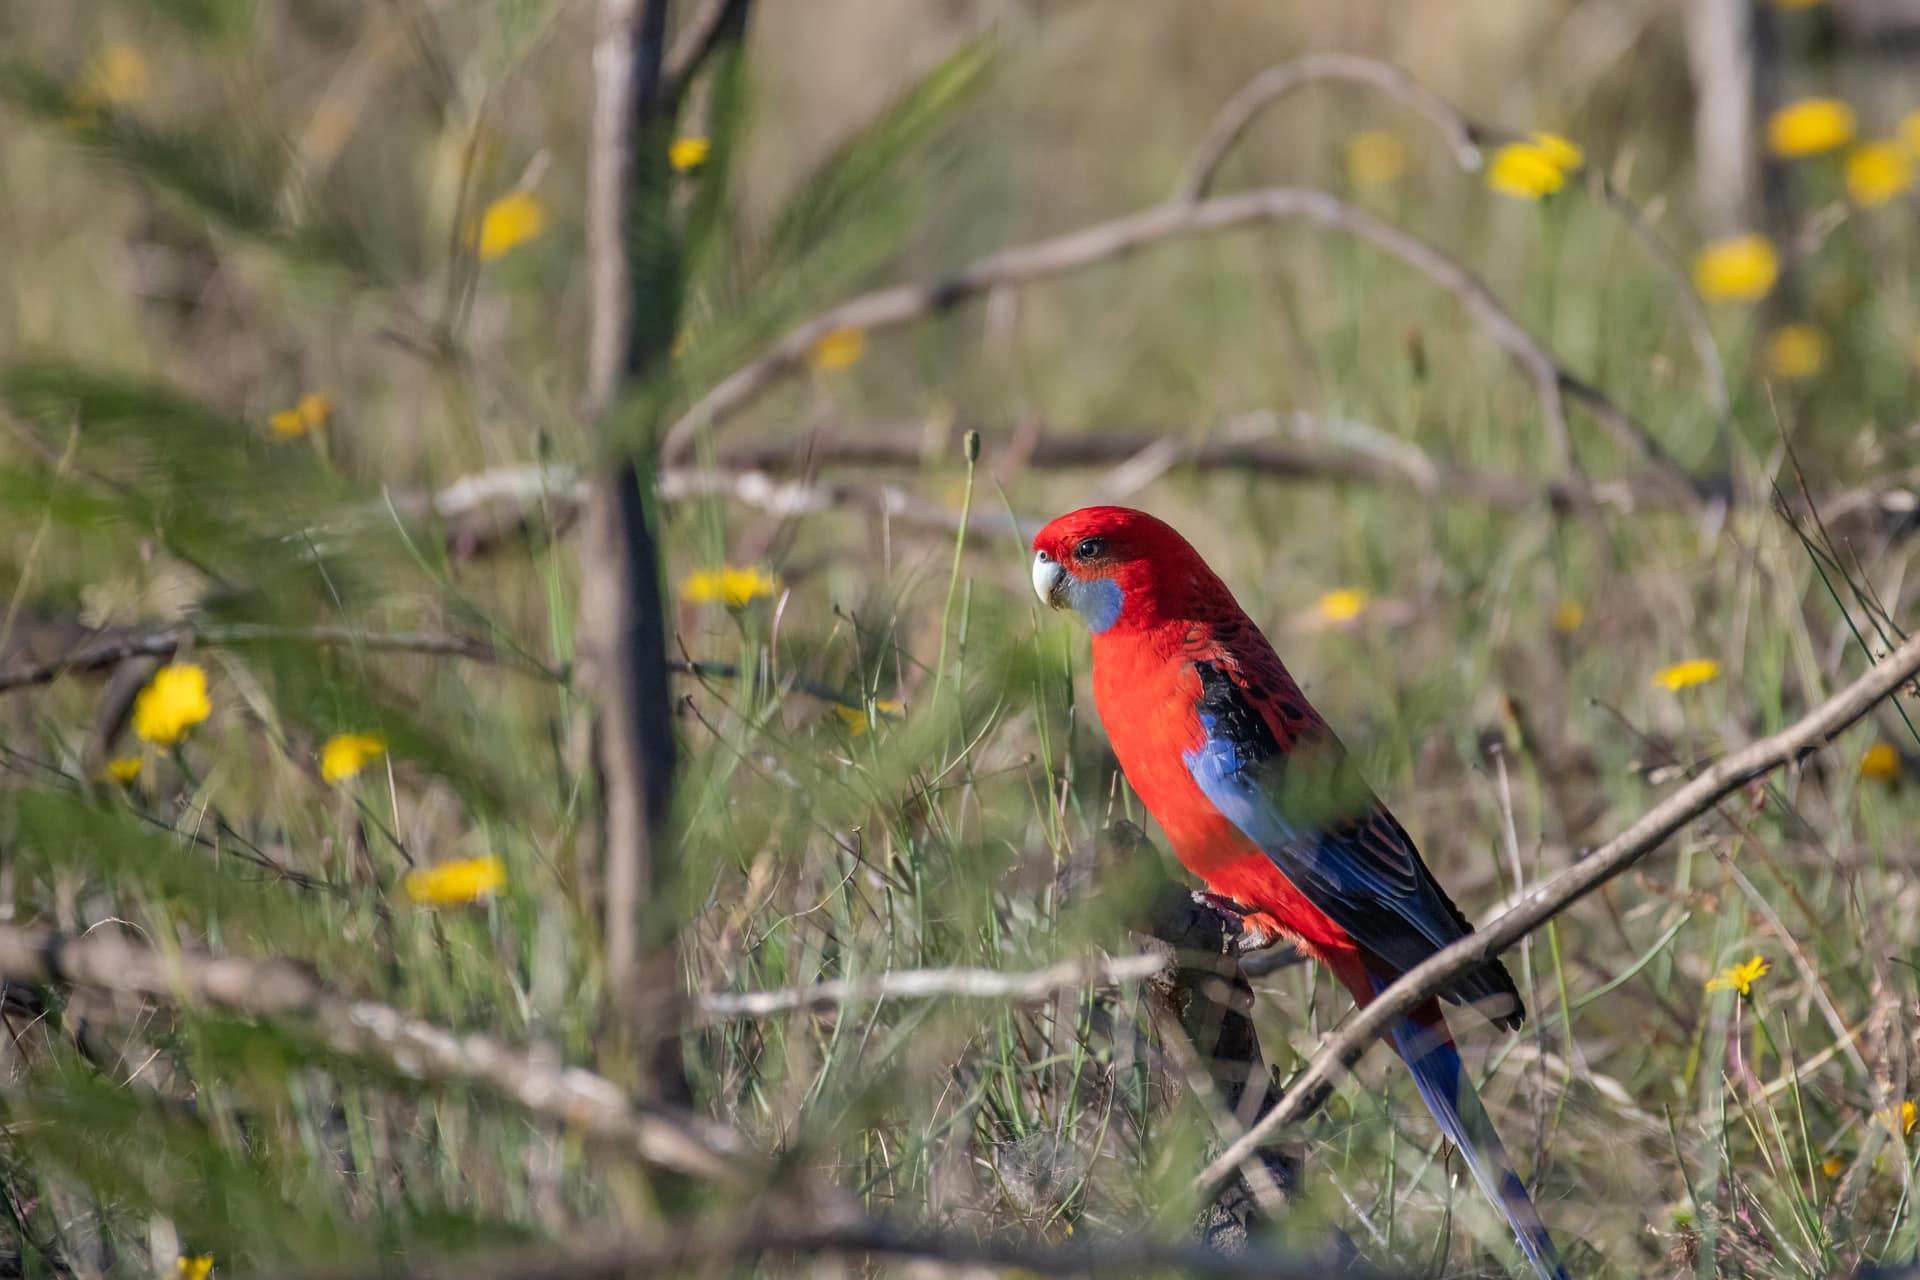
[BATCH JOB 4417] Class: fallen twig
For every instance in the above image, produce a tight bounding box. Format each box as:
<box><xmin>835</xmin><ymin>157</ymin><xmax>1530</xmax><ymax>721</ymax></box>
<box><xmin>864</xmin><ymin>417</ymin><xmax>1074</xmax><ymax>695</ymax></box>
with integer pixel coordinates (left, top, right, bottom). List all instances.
<box><xmin>1192</xmin><ymin>630</ymin><xmax>1920</xmax><ymax>1196</ymax></box>
<box><xmin>692</xmin><ymin>952</ymin><xmax>1168</xmax><ymax>1021</ymax></box>
<box><xmin>0</xmin><ymin>623</ymin><xmax>560</xmax><ymax>693</ymax></box>
<box><xmin>0</xmin><ymin>922</ymin><xmax>744</xmax><ymax>1182</ymax></box>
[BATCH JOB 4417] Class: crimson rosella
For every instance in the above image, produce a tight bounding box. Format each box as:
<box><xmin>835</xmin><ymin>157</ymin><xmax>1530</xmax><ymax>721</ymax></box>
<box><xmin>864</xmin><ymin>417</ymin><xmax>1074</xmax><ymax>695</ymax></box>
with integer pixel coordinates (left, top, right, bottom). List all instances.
<box><xmin>1033</xmin><ymin>505</ymin><xmax>1567</xmax><ymax>1279</ymax></box>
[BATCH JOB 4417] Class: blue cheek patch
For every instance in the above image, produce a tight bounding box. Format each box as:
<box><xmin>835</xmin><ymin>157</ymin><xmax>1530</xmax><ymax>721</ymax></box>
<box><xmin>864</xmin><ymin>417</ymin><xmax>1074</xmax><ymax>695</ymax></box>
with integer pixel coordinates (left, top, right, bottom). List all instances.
<box><xmin>1071</xmin><ymin>576</ymin><xmax>1124</xmax><ymax>633</ymax></box>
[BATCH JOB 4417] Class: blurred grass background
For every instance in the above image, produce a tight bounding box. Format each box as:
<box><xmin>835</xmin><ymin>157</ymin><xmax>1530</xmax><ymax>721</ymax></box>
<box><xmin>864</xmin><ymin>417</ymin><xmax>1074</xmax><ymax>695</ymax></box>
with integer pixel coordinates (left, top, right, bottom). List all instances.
<box><xmin>3</xmin><ymin>0</ymin><xmax>1920</xmax><ymax>1276</ymax></box>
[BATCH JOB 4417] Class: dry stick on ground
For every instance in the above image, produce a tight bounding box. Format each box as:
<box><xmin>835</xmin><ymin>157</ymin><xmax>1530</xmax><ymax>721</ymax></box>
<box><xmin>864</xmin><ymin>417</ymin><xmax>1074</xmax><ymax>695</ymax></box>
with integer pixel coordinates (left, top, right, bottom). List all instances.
<box><xmin>0</xmin><ymin>922</ymin><xmax>743</xmax><ymax>1182</ymax></box>
<box><xmin>692</xmin><ymin>953</ymin><xmax>1168</xmax><ymax>1021</ymax></box>
<box><xmin>0</xmin><ymin>624</ymin><xmax>560</xmax><ymax>693</ymax></box>
<box><xmin>279</xmin><ymin>1217</ymin><xmax>1396</xmax><ymax>1280</ymax></box>
<box><xmin>1193</xmin><ymin>630</ymin><xmax>1920</xmax><ymax>1198</ymax></box>
<box><xmin>659</xmin><ymin>184</ymin><xmax>1699</xmax><ymax>501</ymax></box>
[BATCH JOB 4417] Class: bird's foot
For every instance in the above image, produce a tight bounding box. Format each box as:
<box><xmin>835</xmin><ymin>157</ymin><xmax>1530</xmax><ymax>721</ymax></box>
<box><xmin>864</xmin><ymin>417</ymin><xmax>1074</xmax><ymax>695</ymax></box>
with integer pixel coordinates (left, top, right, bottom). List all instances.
<box><xmin>1190</xmin><ymin>891</ymin><xmax>1282</xmax><ymax>953</ymax></box>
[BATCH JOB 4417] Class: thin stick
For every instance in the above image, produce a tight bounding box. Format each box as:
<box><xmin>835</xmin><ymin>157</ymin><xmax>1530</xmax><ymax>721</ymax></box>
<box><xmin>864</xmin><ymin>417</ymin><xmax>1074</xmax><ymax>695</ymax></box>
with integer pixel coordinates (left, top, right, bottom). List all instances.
<box><xmin>693</xmin><ymin>953</ymin><xmax>1168</xmax><ymax>1021</ymax></box>
<box><xmin>0</xmin><ymin>922</ymin><xmax>744</xmax><ymax>1182</ymax></box>
<box><xmin>1176</xmin><ymin>51</ymin><xmax>1483</xmax><ymax>201</ymax></box>
<box><xmin>658</xmin><ymin>186</ymin><xmax>1698</xmax><ymax>499</ymax></box>
<box><xmin>0</xmin><ymin>624</ymin><xmax>561</xmax><ymax>693</ymax></box>
<box><xmin>1192</xmin><ymin>630</ymin><xmax>1920</xmax><ymax>1196</ymax></box>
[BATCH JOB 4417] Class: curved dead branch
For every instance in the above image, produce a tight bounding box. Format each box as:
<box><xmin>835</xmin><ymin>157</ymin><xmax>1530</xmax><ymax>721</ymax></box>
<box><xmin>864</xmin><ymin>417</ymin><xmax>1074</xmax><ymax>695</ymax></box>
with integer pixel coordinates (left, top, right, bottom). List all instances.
<box><xmin>1176</xmin><ymin>52</ymin><xmax>1483</xmax><ymax>201</ymax></box>
<box><xmin>1193</xmin><ymin>629</ymin><xmax>1920</xmax><ymax>1197</ymax></box>
<box><xmin>659</xmin><ymin>185</ymin><xmax>1699</xmax><ymax>502</ymax></box>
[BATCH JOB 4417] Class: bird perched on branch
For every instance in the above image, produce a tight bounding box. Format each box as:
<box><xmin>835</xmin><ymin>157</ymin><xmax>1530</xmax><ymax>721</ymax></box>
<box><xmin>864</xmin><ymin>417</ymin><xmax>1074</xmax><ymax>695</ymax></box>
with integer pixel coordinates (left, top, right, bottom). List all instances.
<box><xmin>1032</xmin><ymin>505</ymin><xmax>1568</xmax><ymax>1280</ymax></box>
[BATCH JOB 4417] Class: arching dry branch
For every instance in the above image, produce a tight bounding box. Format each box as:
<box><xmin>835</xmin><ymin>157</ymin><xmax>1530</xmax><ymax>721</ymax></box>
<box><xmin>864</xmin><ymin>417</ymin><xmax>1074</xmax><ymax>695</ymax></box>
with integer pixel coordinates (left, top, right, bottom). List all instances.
<box><xmin>658</xmin><ymin>185</ymin><xmax>1700</xmax><ymax>500</ymax></box>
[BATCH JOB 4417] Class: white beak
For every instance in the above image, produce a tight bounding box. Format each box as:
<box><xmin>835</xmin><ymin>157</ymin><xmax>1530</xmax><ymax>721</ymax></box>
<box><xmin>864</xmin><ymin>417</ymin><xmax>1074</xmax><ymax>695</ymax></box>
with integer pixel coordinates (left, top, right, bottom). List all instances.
<box><xmin>1032</xmin><ymin>551</ymin><xmax>1066</xmax><ymax>608</ymax></box>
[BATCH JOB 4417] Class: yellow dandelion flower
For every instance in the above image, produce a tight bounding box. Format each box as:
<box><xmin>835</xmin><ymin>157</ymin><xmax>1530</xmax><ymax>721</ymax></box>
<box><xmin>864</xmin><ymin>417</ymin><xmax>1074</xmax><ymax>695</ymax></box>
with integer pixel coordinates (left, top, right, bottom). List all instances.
<box><xmin>1344</xmin><ymin>131</ymin><xmax>1408</xmax><ymax>187</ymax></box>
<box><xmin>1486</xmin><ymin>142</ymin><xmax>1569</xmax><ymax>200</ymax></box>
<box><xmin>403</xmin><ymin>856</ymin><xmax>506</xmax><ymax>907</ymax></box>
<box><xmin>833</xmin><ymin>699</ymin><xmax>905</xmax><ymax>737</ymax></box>
<box><xmin>132</xmin><ymin>663</ymin><xmax>211</xmax><ymax>747</ymax></box>
<box><xmin>809</xmin><ymin>327</ymin><xmax>866</xmax><ymax>373</ymax></box>
<box><xmin>682</xmin><ymin>566</ymin><xmax>781</xmax><ymax>608</ymax></box>
<box><xmin>1844</xmin><ymin>141</ymin><xmax>1915</xmax><ymax>207</ymax></box>
<box><xmin>1705</xmin><ymin>954</ymin><xmax>1770</xmax><ymax>996</ymax></box>
<box><xmin>669</xmin><ymin>136</ymin><xmax>711</xmax><ymax>172</ymax></box>
<box><xmin>1316</xmin><ymin>588</ymin><xmax>1369</xmax><ymax>623</ymax></box>
<box><xmin>1528</xmin><ymin>132</ymin><xmax>1586</xmax><ymax>171</ymax></box>
<box><xmin>320</xmin><ymin>733</ymin><xmax>386</xmax><ymax>785</ymax></box>
<box><xmin>1821</xmin><ymin>1154</ymin><xmax>1845</xmax><ymax>1177</ymax></box>
<box><xmin>1693</xmin><ymin>234</ymin><xmax>1780</xmax><ymax>304</ymax></box>
<box><xmin>1763</xmin><ymin>324</ymin><xmax>1828</xmax><ymax>380</ymax></box>
<box><xmin>1768</xmin><ymin>98</ymin><xmax>1856</xmax><ymax>158</ymax></box>
<box><xmin>1861</xmin><ymin>741</ymin><xmax>1901</xmax><ymax>783</ymax></box>
<box><xmin>76</xmin><ymin>42</ymin><xmax>151</xmax><ymax>108</ymax></box>
<box><xmin>176</xmin><ymin>1257</ymin><xmax>213</xmax><ymax>1280</ymax></box>
<box><xmin>99</xmin><ymin>756</ymin><xmax>143</xmax><ymax>786</ymax></box>
<box><xmin>1654</xmin><ymin>659</ymin><xmax>1721</xmax><ymax>692</ymax></box>
<box><xmin>1551</xmin><ymin>599</ymin><xmax>1586</xmax><ymax>634</ymax></box>
<box><xmin>1907</xmin><ymin>1101</ymin><xmax>1918</xmax><ymax>1135</ymax></box>
<box><xmin>476</xmin><ymin>190</ymin><xmax>546</xmax><ymax>262</ymax></box>
<box><xmin>268</xmin><ymin>391</ymin><xmax>333</xmax><ymax>441</ymax></box>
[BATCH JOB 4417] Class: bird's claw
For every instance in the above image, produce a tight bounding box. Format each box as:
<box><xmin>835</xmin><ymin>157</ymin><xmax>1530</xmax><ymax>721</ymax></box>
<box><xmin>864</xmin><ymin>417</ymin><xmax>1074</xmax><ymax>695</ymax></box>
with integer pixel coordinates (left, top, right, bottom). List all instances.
<box><xmin>1190</xmin><ymin>891</ymin><xmax>1279</xmax><ymax>953</ymax></box>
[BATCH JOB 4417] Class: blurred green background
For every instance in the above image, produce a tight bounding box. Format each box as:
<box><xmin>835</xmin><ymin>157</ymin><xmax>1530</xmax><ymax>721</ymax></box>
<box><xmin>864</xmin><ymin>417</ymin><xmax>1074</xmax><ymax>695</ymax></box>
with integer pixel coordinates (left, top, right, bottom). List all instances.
<box><xmin>3</xmin><ymin>1</ymin><xmax>1919</xmax><ymax>1276</ymax></box>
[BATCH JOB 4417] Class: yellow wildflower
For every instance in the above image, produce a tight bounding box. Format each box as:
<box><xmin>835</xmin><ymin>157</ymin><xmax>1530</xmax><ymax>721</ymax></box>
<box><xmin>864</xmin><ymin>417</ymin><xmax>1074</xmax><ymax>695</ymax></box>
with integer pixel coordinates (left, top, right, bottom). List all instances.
<box><xmin>669</xmin><ymin>137</ymin><xmax>711</xmax><ymax>172</ymax></box>
<box><xmin>1861</xmin><ymin>741</ymin><xmax>1901</xmax><ymax>783</ymax></box>
<box><xmin>1344</xmin><ymin>131</ymin><xmax>1408</xmax><ymax>187</ymax></box>
<box><xmin>682</xmin><ymin>566</ymin><xmax>781</xmax><ymax>608</ymax></box>
<box><xmin>76</xmin><ymin>42</ymin><xmax>151</xmax><ymax>108</ymax></box>
<box><xmin>133</xmin><ymin>663</ymin><xmax>211</xmax><ymax>747</ymax></box>
<box><xmin>1906</xmin><ymin>1101</ymin><xmax>1918</xmax><ymax>1135</ymax></box>
<box><xmin>1767</xmin><ymin>98</ymin><xmax>1856</xmax><ymax>158</ymax></box>
<box><xmin>269</xmin><ymin>391</ymin><xmax>333</xmax><ymax>440</ymax></box>
<box><xmin>1844</xmin><ymin>141</ymin><xmax>1915</xmax><ymax>207</ymax></box>
<box><xmin>1705</xmin><ymin>954</ymin><xmax>1769</xmax><ymax>996</ymax></box>
<box><xmin>476</xmin><ymin>190</ymin><xmax>546</xmax><ymax>261</ymax></box>
<box><xmin>1485</xmin><ymin>132</ymin><xmax>1584</xmax><ymax>200</ymax></box>
<box><xmin>99</xmin><ymin>756</ymin><xmax>143</xmax><ymax>786</ymax></box>
<box><xmin>1762</xmin><ymin>324</ymin><xmax>1828</xmax><ymax>380</ymax></box>
<box><xmin>321</xmin><ymin>733</ymin><xmax>386</xmax><ymax>785</ymax></box>
<box><xmin>1654</xmin><ymin>659</ymin><xmax>1721</xmax><ymax>692</ymax></box>
<box><xmin>1551</xmin><ymin>599</ymin><xmax>1586</xmax><ymax>634</ymax></box>
<box><xmin>1821</xmin><ymin>1154</ymin><xmax>1845</xmax><ymax>1177</ymax></box>
<box><xmin>403</xmin><ymin>856</ymin><xmax>506</xmax><ymax>907</ymax></box>
<box><xmin>809</xmin><ymin>327</ymin><xmax>866</xmax><ymax>372</ymax></box>
<box><xmin>833</xmin><ymin>699</ymin><xmax>905</xmax><ymax>737</ymax></box>
<box><xmin>1693</xmin><ymin>234</ymin><xmax>1780</xmax><ymax>304</ymax></box>
<box><xmin>1316</xmin><ymin>588</ymin><xmax>1369</xmax><ymax>623</ymax></box>
<box><xmin>176</xmin><ymin>1257</ymin><xmax>213</xmax><ymax>1280</ymax></box>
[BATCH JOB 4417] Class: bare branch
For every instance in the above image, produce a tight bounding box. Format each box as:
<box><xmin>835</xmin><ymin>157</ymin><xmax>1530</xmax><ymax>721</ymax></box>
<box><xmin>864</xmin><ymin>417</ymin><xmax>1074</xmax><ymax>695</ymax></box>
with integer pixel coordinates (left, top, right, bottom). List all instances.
<box><xmin>659</xmin><ymin>185</ymin><xmax>1700</xmax><ymax>501</ymax></box>
<box><xmin>693</xmin><ymin>953</ymin><xmax>1168</xmax><ymax>1022</ymax></box>
<box><xmin>0</xmin><ymin>923</ymin><xmax>745</xmax><ymax>1182</ymax></box>
<box><xmin>1192</xmin><ymin>630</ymin><xmax>1920</xmax><ymax>1196</ymax></box>
<box><xmin>0</xmin><ymin>624</ymin><xmax>560</xmax><ymax>694</ymax></box>
<box><xmin>280</xmin><ymin>1217</ymin><xmax>1389</xmax><ymax>1280</ymax></box>
<box><xmin>661</xmin><ymin>0</ymin><xmax>750</xmax><ymax>104</ymax></box>
<box><xmin>1176</xmin><ymin>52</ymin><xmax>1483</xmax><ymax>202</ymax></box>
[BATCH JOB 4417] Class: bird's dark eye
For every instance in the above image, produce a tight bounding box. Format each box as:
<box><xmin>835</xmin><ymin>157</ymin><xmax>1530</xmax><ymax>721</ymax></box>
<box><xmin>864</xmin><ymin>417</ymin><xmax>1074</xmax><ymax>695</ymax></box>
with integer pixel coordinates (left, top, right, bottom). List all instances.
<box><xmin>1073</xmin><ymin>537</ymin><xmax>1106</xmax><ymax>561</ymax></box>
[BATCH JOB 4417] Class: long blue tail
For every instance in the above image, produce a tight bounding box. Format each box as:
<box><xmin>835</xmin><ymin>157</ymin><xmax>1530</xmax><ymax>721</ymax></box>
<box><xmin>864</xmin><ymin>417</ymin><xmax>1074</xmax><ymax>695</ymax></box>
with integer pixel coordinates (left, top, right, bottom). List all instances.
<box><xmin>1391</xmin><ymin>1013</ymin><xmax>1569</xmax><ymax>1279</ymax></box>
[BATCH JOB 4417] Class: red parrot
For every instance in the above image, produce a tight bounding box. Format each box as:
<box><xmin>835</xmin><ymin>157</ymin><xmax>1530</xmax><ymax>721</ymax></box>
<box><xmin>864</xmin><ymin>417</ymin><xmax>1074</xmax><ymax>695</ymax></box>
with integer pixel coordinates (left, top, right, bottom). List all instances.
<box><xmin>1033</xmin><ymin>506</ymin><xmax>1567</xmax><ymax>1279</ymax></box>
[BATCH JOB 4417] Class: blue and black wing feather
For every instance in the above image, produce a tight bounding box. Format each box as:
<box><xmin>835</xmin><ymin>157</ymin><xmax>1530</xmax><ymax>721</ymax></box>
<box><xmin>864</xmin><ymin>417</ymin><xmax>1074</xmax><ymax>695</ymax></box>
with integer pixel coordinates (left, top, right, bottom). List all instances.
<box><xmin>1187</xmin><ymin>658</ymin><xmax>1523</xmax><ymax>1029</ymax></box>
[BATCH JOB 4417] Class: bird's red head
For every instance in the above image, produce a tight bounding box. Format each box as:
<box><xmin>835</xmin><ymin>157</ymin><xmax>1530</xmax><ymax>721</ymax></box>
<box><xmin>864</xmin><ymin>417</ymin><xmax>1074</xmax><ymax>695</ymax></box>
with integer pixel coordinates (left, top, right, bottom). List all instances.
<box><xmin>1030</xmin><ymin>506</ymin><xmax>1232</xmax><ymax>635</ymax></box>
